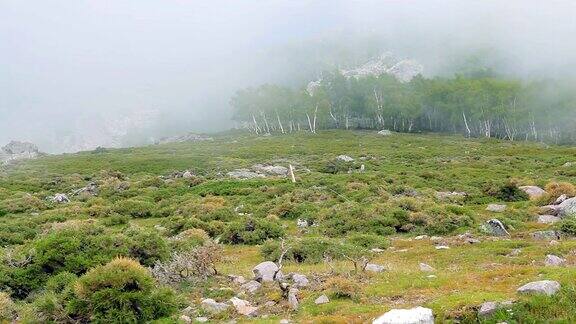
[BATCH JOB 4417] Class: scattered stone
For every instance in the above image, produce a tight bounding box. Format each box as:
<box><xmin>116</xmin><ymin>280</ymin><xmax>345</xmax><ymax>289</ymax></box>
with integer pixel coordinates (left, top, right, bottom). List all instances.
<box><xmin>51</xmin><ymin>193</ymin><xmax>70</xmax><ymax>204</ymax></box>
<box><xmin>240</xmin><ymin>280</ymin><xmax>261</xmax><ymax>293</ymax></box>
<box><xmin>182</xmin><ymin>170</ymin><xmax>194</xmax><ymax>178</ymax></box>
<box><xmin>336</xmin><ymin>155</ymin><xmax>354</xmax><ymax>162</ymax></box>
<box><xmin>71</xmin><ymin>182</ymin><xmax>99</xmax><ymax>196</ymax></box>
<box><xmin>290</xmin><ymin>273</ymin><xmax>309</xmax><ymax>288</ymax></box>
<box><xmin>180</xmin><ymin>315</ymin><xmax>192</xmax><ymax>323</ymax></box>
<box><xmin>230</xmin><ymin>297</ymin><xmax>258</xmax><ymax>317</ymax></box>
<box><xmin>155</xmin><ymin>133</ymin><xmax>213</xmax><ymax>144</ymax></box>
<box><xmin>200</xmin><ymin>298</ymin><xmax>229</xmax><ymax>314</ymax></box>
<box><xmin>195</xmin><ymin>317</ymin><xmax>208</xmax><ymax>323</ymax></box>
<box><xmin>296</xmin><ymin>219</ymin><xmax>308</xmax><ymax>228</ymax></box>
<box><xmin>430</xmin><ymin>236</ymin><xmax>443</xmax><ymax>242</ymax></box>
<box><xmin>315</xmin><ymin>294</ymin><xmax>329</xmax><ymax>305</ymax></box>
<box><xmin>486</xmin><ymin>204</ymin><xmax>507</xmax><ymax>213</ymax></box>
<box><xmin>288</xmin><ymin>288</ymin><xmax>299</xmax><ymax>310</ymax></box>
<box><xmin>532</xmin><ymin>230</ymin><xmax>560</xmax><ymax>241</ymax></box>
<box><xmin>478</xmin><ymin>301</ymin><xmax>513</xmax><ymax>318</ymax></box>
<box><xmin>252</xmin><ymin>164</ymin><xmax>289</xmax><ymax>176</ymax></box>
<box><xmin>419</xmin><ymin>263</ymin><xmax>435</xmax><ymax>272</ymax></box>
<box><xmin>253</xmin><ymin>261</ymin><xmax>282</xmax><ymax>282</ymax></box>
<box><xmin>414</xmin><ymin>235</ymin><xmax>429</xmax><ymax>240</ymax></box>
<box><xmin>373</xmin><ymin>306</ymin><xmax>434</xmax><ymax>324</ymax></box>
<box><xmin>227</xmin><ymin>169</ymin><xmax>265</xmax><ymax>180</ymax></box>
<box><xmin>377</xmin><ymin>129</ymin><xmax>393</xmax><ymax>136</ymax></box>
<box><xmin>554</xmin><ymin>194</ymin><xmax>568</xmax><ymax>205</ymax></box>
<box><xmin>466</xmin><ymin>238</ymin><xmax>481</xmax><ymax>244</ymax></box>
<box><xmin>365</xmin><ymin>263</ymin><xmax>386</xmax><ymax>273</ymax></box>
<box><xmin>538</xmin><ymin>215</ymin><xmax>561</xmax><ymax>224</ymax></box>
<box><xmin>539</xmin><ymin>205</ymin><xmax>561</xmax><ymax>216</ymax></box>
<box><xmin>507</xmin><ymin>248</ymin><xmax>522</xmax><ymax>257</ymax></box>
<box><xmin>545</xmin><ymin>254</ymin><xmax>566</xmax><ymax>266</ymax></box>
<box><xmin>435</xmin><ymin>191</ymin><xmax>467</xmax><ymax>200</ymax></box>
<box><xmin>435</xmin><ymin>245</ymin><xmax>450</xmax><ymax>250</ymax></box>
<box><xmin>228</xmin><ymin>275</ymin><xmax>246</xmax><ymax>285</ymax></box>
<box><xmin>558</xmin><ymin>197</ymin><xmax>576</xmax><ymax>217</ymax></box>
<box><xmin>519</xmin><ymin>186</ymin><xmax>546</xmax><ymax>200</ymax></box>
<box><xmin>371</xmin><ymin>248</ymin><xmax>386</xmax><ymax>253</ymax></box>
<box><xmin>517</xmin><ymin>280</ymin><xmax>561</xmax><ymax>296</ymax></box>
<box><xmin>483</xmin><ymin>219</ymin><xmax>510</xmax><ymax>236</ymax></box>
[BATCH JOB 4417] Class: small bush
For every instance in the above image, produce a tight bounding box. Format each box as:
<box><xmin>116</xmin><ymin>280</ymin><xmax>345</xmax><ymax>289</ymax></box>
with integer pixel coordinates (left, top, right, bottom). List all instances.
<box><xmin>483</xmin><ymin>180</ymin><xmax>528</xmax><ymax>202</ymax></box>
<box><xmin>545</xmin><ymin>182</ymin><xmax>576</xmax><ymax>203</ymax></box>
<box><xmin>0</xmin><ymin>292</ymin><xmax>16</xmax><ymax>321</ymax></box>
<box><xmin>125</xmin><ymin>227</ymin><xmax>170</xmax><ymax>266</ymax></box>
<box><xmin>221</xmin><ymin>217</ymin><xmax>284</xmax><ymax>245</ymax></box>
<box><xmin>346</xmin><ymin>233</ymin><xmax>389</xmax><ymax>249</ymax></box>
<box><xmin>323</xmin><ymin>277</ymin><xmax>360</xmax><ymax>299</ymax></box>
<box><xmin>70</xmin><ymin>257</ymin><xmax>178</xmax><ymax>322</ymax></box>
<box><xmin>559</xmin><ymin>219</ymin><xmax>576</xmax><ymax>236</ymax></box>
<box><xmin>113</xmin><ymin>199</ymin><xmax>155</xmax><ymax>218</ymax></box>
<box><xmin>169</xmin><ymin>228</ymin><xmax>209</xmax><ymax>252</ymax></box>
<box><xmin>261</xmin><ymin>237</ymin><xmax>363</xmax><ymax>263</ymax></box>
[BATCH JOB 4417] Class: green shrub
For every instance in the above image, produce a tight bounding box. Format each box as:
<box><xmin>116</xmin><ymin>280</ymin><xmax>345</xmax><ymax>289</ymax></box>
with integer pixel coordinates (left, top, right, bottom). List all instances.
<box><xmin>169</xmin><ymin>228</ymin><xmax>209</xmax><ymax>252</ymax></box>
<box><xmin>46</xmin><ymin>272</ymin><xmax>78</xmax><ymax>293</ymax></box>
<box><xmin>323</xmin><ymin>277</ymin><xmax>360</xmax><ymax>299</ymax></box>
<box><xmin>559</xmin><ymin>219</ymin><xmax>576</xmax><ymax>236</ymax></box>
<box><xmin>113</xmin><ymin>199</ymin><xmax>155</xmax><ymax>218</ymax></box>
<box><xmin>70</xmin><ymin>257</ymin><xmax>178</xmax><ymax>322</ymax></box>
<box><xmin>483</xmin><ymin>180</ymin><xmax>528</xmax><ymax>202</ymax></box>
<box><xmin>221</xmin><ymin>217</ymin><xmax>284</xmax><ymax>245</ymax></box>
<box><xmin>261</xmin><ymin>237</ymin><xmax>363</xmax><ymax>263</ymax></box>
<box><xmin>0</xmin><ymin>292</ymin><xmax>16</xmax><ymax>322</ymax></box>
<box><xmin>346</xmin><ymin>233</ymin><xmax>389</xmax><ymax>249</ymax></box>
<box><xmin>125</xmin><ymin>228</ymin><xmax>169</xmax><ymax>266</ymax></box>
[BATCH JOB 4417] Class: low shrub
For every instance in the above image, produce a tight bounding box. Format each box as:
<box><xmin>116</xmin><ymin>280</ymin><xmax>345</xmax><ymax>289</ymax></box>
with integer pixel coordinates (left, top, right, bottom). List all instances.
<box><xmin>261</xmin><ymin>237</ymin><xmax>364</xmax><ymax>263</ymax></box>
<box><xmin>545</xmin><ymin>182</ymin><xmax>576</xmax><ymax>203</ymax></box>
<box><xmin>323</xmin><ymin>277</ymin><xmax>360</xmax><ymax>299</ymax></box>
<box><xmin>221</xmin><ymin>217</ymin><xmax>284</xmax><ymax>245</ymax></box>
<box><xmin>70</xmin><ymin>257</ymin><xmax>179</xmax><ymax>322</ymax></box>
<box><xmin>346</xmin><ymin>233</ymin><xmax>389</xmax><ymax>249</ymax></box>
<box><xmin>113</xmin><ymin>199</ymin><xmax>155</xmax><ymax>218</ymax></box>
<box><xmin>125</xmin><ymin>227</ymin><xmax>170</xmax><ymax>266</ymax></box>
<box><xmin>483</xmin><ymin>180</ymin><xmax>528</xmax><ymax>202</ymax></box>
<box><xmin>0</xmin><ymin>292</ymin><xmax>16</xmax><ymax>322</ymax></box>
<box><xmin>559</xmin><ymin>219</ymin><xmax>576</xmax><ymax>236</ymax></box>
<box><xmin>169</xmin><ymin>228</ymin><xmax>209</xmax><ymax>252</ymax></box>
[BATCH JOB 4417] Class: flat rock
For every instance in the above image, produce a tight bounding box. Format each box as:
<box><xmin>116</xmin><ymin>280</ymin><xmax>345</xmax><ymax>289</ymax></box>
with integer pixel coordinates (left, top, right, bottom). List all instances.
<box><xmin>532</xmin><ymin>230</ymin><xmax>560</xmax><ymax>241</ymax></box>
<box><xmin>554</xmin><ymin>194</ymin><xmax>568</xmax><ymax>205</ymax></box>
<box><xmin>486</xmin><ymin>204</ymin><xmax>507</xmax><ymax>213</ymax></box>
<box><xmin>241</xmin><ymin>280</ymin><xmax>262</xmax><ymax>293</ymax></box>
<box><xmin>558</xmin><ymin>197</ymin><xmax>576</xmax><ymax>217</ymax></box>
<box><xmin>201</xmin><ymin>298</ymin><xmax>229</xmax><ymax>314</ymax></box>
<box><xmin>483</xmin><ymin>219</ymin><xmax>510</xmax><ymax>236</ymax></box>
<box><xmin>228</xmin><ymin>169</ymin><xmax>265</xmax><ymax>180</ymax></box>
<box><xmin>229</xmin><ymin>275</ymin><xmax>246</xmax><ymax>284</ymax></box>
<box><xmin>253</xmin><ymin>261</ymin><xmax>281</xmax><ymax>282</ymax></box>
<box><xmin>537</xmin><ymin>215</ymin><xmax>561</xmax><ymax>224</ymax></box>
<box><xmin>230</xmin><ymin>297</ymin><xmax>258</xmax><ymax>317</ymax></box>
<box><xmin>545</xmin><ymin>254</ymin><xmax>566</xmax><ymax>266</ymax></box>
<box><xmin>435</xmin><ymin>191</ymin><xmax>466</xmax><ymax>200</ymax></box>
<box><xmin>478</xmin><ymin>301</ymin><xmax>513</xmax><ymax>317</ymax></box>
<box><xmin>419</xmin><ymin>263</ymin><xmax>435</xmax><ymax>272</ymax></box>
<box><xmin>315</xmin><ymin>294</ymin><xmax>329</xmax><ymax>305</ymax></box>
<box><xmin>365</xmin><ymin>263</ymin><xmax>386</xmax><ymax>273</ymax></box>
<box><xmin>377</xmin><ymin>130</ymin><xmax>393</xmax><ymax>136</ymax></box>
<box><xmin>290</xmin><ymin>273</ymin><xmax>309</xmax><ymax>288</ymax></box>
<box><xmin>336</xmin><ymin>155</ymin><xmax>354</xmax><ymax>162</ymax></box>
<box><xmin>517</xmin><ymin>280</ymin><xmax>560</xmax><ymax>296</ymax></box>
<box><xmin>519</xmin><ymin>186</ymin><xmax>546</xmax><ymax>200</ymax></box>
<box><xmin>373</xmin><ymin>306</ymin><xmax>434</xmax><ymax>324</ymax></box>
<box><xmin>252</xmin><ymin>164</ymin><xmax>288</xmax><ymax>176</ymax></box>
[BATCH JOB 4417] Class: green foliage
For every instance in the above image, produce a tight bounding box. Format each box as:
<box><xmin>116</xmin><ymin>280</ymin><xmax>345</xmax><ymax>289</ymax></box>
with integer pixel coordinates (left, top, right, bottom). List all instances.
<box><xmin>261</xmin><ymin>237</ymin><xmax>364</xmax><ymax>263</ymax></box>
<box><xmin>70</xmin><ymin>257</ymin><xmax>178</xmax><ymax>322</ymax></box>
<box><xmin>221</xmin><ymin>217</ymin><xmax>284</xmax><ymax>245</ymax></box>
<box><xmin>113</xmin><ymin>199</ymin><xmax>155</xmax><ymax>218</ymax></box>
<box><xmin>483</xmin><ymin>180</ymin><xmax>529</xmax><ymax>202</ymax></box>
<box><xmin>124</xmin><ymin>227</ymin><xmax>170</xmax><ymax>266</ymax></box>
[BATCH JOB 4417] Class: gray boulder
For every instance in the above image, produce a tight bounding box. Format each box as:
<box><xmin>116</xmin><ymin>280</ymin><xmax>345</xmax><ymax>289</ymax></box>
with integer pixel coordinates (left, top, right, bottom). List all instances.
<box><xmin>229</xmin><ymin>297</ymin><xmax>258</xmax><ymax>317</ymax></box>
<box><xmin>419</xmin><ymin>263</ymin><xmax>435</xmax><ymax>272</ymax></box>
<box><xmin>537</xmin><ymin>215</ymin><xmax>560</xmax><ymax>224</ymax></box>
<box><xmin>288</xmin><ymin>288</ymin><xmax>299</xmax><ymax>310</ymax></box>
<box><xmin>315</xmin><ymin>294</ymin><xmax>329</xmax><ymax>305</ymax></box>
<box><xmin>532</xmin><ymin>230</ymin><xmax>560</xmax><ymax>241</ymax></box>
<box><xmin>227</xmin><ymin>169</ymin><xmax>265</xmax><ymax>180</ymax></box>
<box><xmin>486</xmin><ymin>204</ymin><xmax>507</xmax><ymax>213</ymax></box>
<box><xmin>373</xmin><ymin>306</ymin><xmax>434</xmax><ymax>324</ymax></box>
<box><xmin>240</xmin><ymin>280</ymin><xmax>261</xmax><ymax>293</ymax></box>
<box><xmin>51</xmin><ymin>193</ymin><xmax>70</xmax><ymax>204</ymax></box>
<box><xmin>252</xmin><ymin>164</ymin><xmax>288</xmax><ymax>176</ymax></box>
<box><xmin>554</xmin><ymin>194</ymin><xmax>568</xmax><ymax>205</ymax></box>
<box><xmin>558</xmin><ymin>197</ymin><xmax>576</xmax><ymax>217</ymax></box>
<box><xmin>253</xmin><ymin>261</ymin><xmax>281</xmax><ymax>282</ymax></box>
<box><xmin>377</xmin><ymin>130</ymin><xmax>393</xmax><ymax>136</ymax></box>
<box><xmin>517</xmin><ymin>280</ymin><xmax>561</xmax><ymax>296</ymax></box>
<box><xmin>483</xmin><ymin>219</ymin><xmax>510</xmax><ymax>236</ymax></box>
<box><xmin>336</xmin><ymin>155</ymin><xmax>354</xmax><ymax>162</ymax></box>
<box><xmin>365</xmin><ymin>263</ymin><xmax>386</xmax><ymax>273</ymax></box>
<box><xmin>519</xmin><ymin>186</ymin><xmax>546</xmax><ymax>200</ymax></box>
<box><xmin>545</xmin><ymin>254</ymin><xmax>566</xmax><ymax>266</ymax></box>
<box><xmin>290</xmin><ymin>273</ymin><xmax>309</xmax><ymax>288</ymax></box>
<box><xmin>200</xmin><ymin>298</ymin><xmax>229</xmax><ymax>314</ymax></box>
<box><xmin>478</xmin><ymin>301</ymin><xmax>513</xmax><ymax>318</ymax></box>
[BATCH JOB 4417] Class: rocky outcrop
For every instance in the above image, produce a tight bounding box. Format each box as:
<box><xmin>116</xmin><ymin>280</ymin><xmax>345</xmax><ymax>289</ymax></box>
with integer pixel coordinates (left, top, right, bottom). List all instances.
<box><xmin>519</xmin><ymin>186</ymin><xmax>546</xmax><ymax>200</ymax></box>
<box><xmin>253</xmin><ymin>261</ymin><xmax>281</xmax><ymax>282</ymax></box>
<box><xmin>155</xmin><ymin>133</ymin><xmax>213</xmax><ymax>145</ymax></box>
<box><xmin>483</xmin><ymin>219</ymin><xmax>510</xmax><ymax>236</ymax></box>
<box><xmin>1</xmin><ymin>141</ymin><xmax>40</xmax><ymax>165</ymax></box>
<box><xmin>517</xmin><ymin>280</ymin><xmax>561</xmax><ymax>296</ymax></box>
<box><xmin>486</xmin><ymin>204</ymin><xmax>507</xmax><ymax>213</ymax></box>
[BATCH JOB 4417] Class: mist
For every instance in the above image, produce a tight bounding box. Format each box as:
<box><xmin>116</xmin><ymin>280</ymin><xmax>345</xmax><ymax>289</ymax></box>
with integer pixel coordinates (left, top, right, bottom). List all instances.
<box><xmin>2</xmin><ymin>0</ymin><xmax>575</xmax><ymax>153</ymax></box>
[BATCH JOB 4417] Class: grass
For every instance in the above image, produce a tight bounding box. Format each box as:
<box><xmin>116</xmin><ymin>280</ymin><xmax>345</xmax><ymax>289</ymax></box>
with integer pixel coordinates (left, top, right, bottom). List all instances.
<box><xmin>0</xmin><ymin>130</ymin><xmax>576</xmax><ymax>322</ymax></box>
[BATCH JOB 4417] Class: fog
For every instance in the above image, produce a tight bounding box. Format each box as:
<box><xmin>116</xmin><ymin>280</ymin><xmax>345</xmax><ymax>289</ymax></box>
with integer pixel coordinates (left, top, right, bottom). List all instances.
<box><xmin>2</xmin><ymin>0</ymin><xmax>575</xmax><ymax>152</ymax></box>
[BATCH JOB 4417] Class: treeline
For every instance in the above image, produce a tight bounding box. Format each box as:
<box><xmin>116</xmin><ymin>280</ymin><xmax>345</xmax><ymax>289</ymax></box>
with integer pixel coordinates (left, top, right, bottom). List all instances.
<box><xmin>231</xmin><ymin>71</ymin><xmax>576</xmax><ymax>143</ymax></box>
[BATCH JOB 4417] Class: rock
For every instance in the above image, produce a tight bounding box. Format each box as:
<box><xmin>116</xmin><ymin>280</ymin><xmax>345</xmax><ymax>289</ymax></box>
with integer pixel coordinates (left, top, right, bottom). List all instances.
<box><xmin>466</xmin><ymin>238</ymin><xmax>481</xmax><ymax>244</ymax></box>
<box><xmin>414</xmin><ymin>235</ymin><xmax>429</xmax><ymax>240</ymax></box>
<box><xmin>486</xmin><ymin>204</ymin><xmax>507</xmax><ymax>213</ymax></box>
<box><xmin>430</xmin><ymin>236</ymin><xmax>443</xmax><ymax>242</ymax></box>
<box><xmin>227</xmin><ymin>169</ymin><xmax>265</xmax><ymax>180</ymax></box>
<box><xmin>538</xmin><ymin>215</ymin><xmax>561</xmax><ymax>224</ymax></box>
<box><xmin>517</xmin><ymin>280</ymin><xmax>561</xmax><ymax>296</ymax></box>
<box><xmin>373</xmin><ymin>306</ymin><xmax>434</xmax><ymax>324</ymax></box>
<box><xmin>519</xmin><ymin>186</ymin><xmax>546</xmax><ymax>200</ymax></box>
<box><xmin>229</xmin><ymin>297</ymin><xmax>258</xmax><ymax>317</ymax></box>
<box><xmin>279</xmin><ymin>319</ymin><xmax>290</xmax><ymax>324</ymax></box>
<box><xmin>435</xmin><ymin>245</ymin><xmax>450</xmax><ymax>250</ymax></box>
<box><xmin>532</xmin><ymin>230</ymin><xmax>560</xmax><ymax>241</ymax></box>
<box><xmin>195</xmin><ymin>317</ymin><xmax>208</xmax><ymax>323</ymax></box>
<box><xmin>554</xmin><ymin>194</ymin><xmax>568</xmax><ymax>205</ymax></box>
<box><xmin>1</xmin><ymin>141</ymin><xmax>40</xmax><ymax>164</ymax></box>
<box><xmin>240</xmin><ymin>280</ymin><xmax>261</xmax><ymax>293</ymax></box>
<box><xmin>179</xmin><ymin>315</ymin><xmax>192</xmax><ymax>323</ymax></box>
<box><xmin>435</xmin><ymin>191</ymin><xmax>467</xmax><ymax>200</ymax></box>
<box><xmin>483</xmin><ymin>219</ymin><xmax>510</xmax><ymax>236</ymax></box>
<box><xmin>545</xmin><ymin>254</ymin><xmax>566</xmax><ymax>266</ymax></box>
<box><xmin>419</xmin><ymin>263</ymin><xmax>435</xmax><ymax>272</ymax></box>
<box><xmin>371</xmin><ymin>248</ymin><xmax>386</xmax><ymax>253</ymax></box>
<box><xmin>71</xmin><ymin>182</ymin><xmax>99</xmax><ymax>196</ymax></box>
<box><xmin>252</xmin><ymin>164</ymin><xmax>288</xmax><ymax>176</ymax></box>
<box><xmin>229</xmin><ymin>275</ymin><xmax>246</xmax><ymax>285</ymax></box>
<box><xmin>51</xmin><ymin>193</ymin><xmax>70</xmax><ymax>204</ymax></box>
<box><xmin>507</xmin><ymin>248</ymin><xmax>522</xmax><ymax>257</ymax></box>
<box><xmin>182</xmin><ymin>170</ymin><xmax>194</xmax><ymax>178</ymax></box>
<box><xmin>296</xmin><ymin>219</ymin><xmax>308</xmax><ymax>228</ymax></box>
<box><xmin>563</xmin><ymin>162</ymin><xmax>575</xmax><ymax>167</ymax></box>
<box><xmin>558</xmin><ymin>197</ymin><xmax>576</xmax><ymax>217</ymax></box>
<box><xmin>365</xmin><ymin>263</ymin><xmax>386</xmax><ymax>273</ymax></box>
<box><xmin>315</xmin><ymin>294</ymin><xmax>329</xmax><ymax>305</ymax></box>
<box><xmin>264</xmin><ymin>301</ymin><xmax>276</xmax><ymax>307</ymax></box>
<box><xmin>540</xmin><ymin>205</ymin><xmax>561</xmax><ymax>216</ymax></box>
<box><xmin>288</xmin><ymin>288</ymin><xmax>299</xmax><ymax>310</ymax></box>
<box><xmin>290</xmin><ymin>273</ymin><xmax>309</xmax><ymax>288</ymax></box>
<box><xmin>200</xmin><ymin>298</ymin><xmax>229</xmax><ymax>314</ymax></box>
<box><xmin>478</xmin><ymin>301</ymin><xmax>498</xmax><ymax>317</ymax></box>
<box><xmin>377</xmin><ymin>130</ymin><xmax>393</xmax><ymax>136</ymax></box>
<box><xmin>253</xmin><ymin>261</ymin><xmax>281</xmax><ymax>282</ymax></box>
<box><xmin>336</xmin><ymin>155</ymin><xmax>354</xmax><ymax>162</ymax></box>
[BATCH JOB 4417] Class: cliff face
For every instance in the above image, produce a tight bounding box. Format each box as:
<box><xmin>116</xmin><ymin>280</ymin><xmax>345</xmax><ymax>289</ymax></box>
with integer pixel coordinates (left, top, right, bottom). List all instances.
<box><xmin>1</xmin><ymin>141</ymin><xmax>40</xmax><ymax>165</ymax></box>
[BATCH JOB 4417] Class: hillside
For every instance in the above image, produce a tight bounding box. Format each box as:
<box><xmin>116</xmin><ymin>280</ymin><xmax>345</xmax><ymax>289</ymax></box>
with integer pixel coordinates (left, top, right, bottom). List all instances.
<box><xmin>1</xmin><ymin>130</ymin><xmax>576</xmax><ymax>323</ymax></box>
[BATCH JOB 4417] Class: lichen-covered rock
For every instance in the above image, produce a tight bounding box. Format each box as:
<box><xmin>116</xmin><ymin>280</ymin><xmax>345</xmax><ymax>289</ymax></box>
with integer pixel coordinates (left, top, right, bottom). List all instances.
<box><xmin>365</xmin><ymin>263</ymin><xmax>386</xmax><ymax>273</ymax></box>
<box><xmin>519</xmin><ymin>186</ymin><xmax>546</xmax><ymax>200</ymax></box>
<box><xmin>373</xmin><ymin>306</ymin><xmax>434</xmax><ymax>324</ymax></box>
<box><xmin>288</xmin><ymin>288</ymin><xmax>299</xmax><ymax>310</ymax></box>
<box><xmin>315</xmin><ymin>294</ymin><xmax>329</xmax><ymax>305</ymax></box>
<box><xmin>252</xmin><ymin>164</ymin><xmax>288</xmax><ymax>176</ymax></box>
<box><xmin>336</xmin><ymin>155</ymin><xmax>354</xmax><ymax>162</ymax></box>
<box><xmin>253</xmin><ymin>261</ymin><xmax>281</xmax><ymax>282</ymax></box>
<box><xmin>483</xmin><ymin>219</ymin><xmax>510</xmax><ymax>236</ymax></box>
<box><xmin>290</xmin><ymin>273</ymin><xmax>309</xmax><ymax>288</ymax></box>
<box><xmin>486</xmin><ymin>204</ymin><xmax>507</xmax><ymax>213</ymax></box>
<box><xmin>544</xmin><ymin>254</ymin><xmax>566</xmax><ymax>266</ymax></box>
<box><xmin>537</xmin><ymin>215</ymin><xmax>560</xmax><ymax>224</ymax></box>
<box><xmin>240</xmin><ymin>280</ymin><xmax>261</xmax><ymax>293</ymax></box>
<box><xmin>532</xmin><ymin>230</ymin><xmax>560</xmax><ymax>241</ymax></box>
<box><xmin>558</xmin><ymin>197</ymin><xmax>576</xmax><ymax>217</ymax></box>
<box><xmin>517</xmin><ymin>280</ymin><xmax>560</xmax><ymax>296</ymax></box>
<box><xmin>200</xmin><ymin>298</ymin><xmax>229</xmax><ymax>314</ymax></box>
<box><xmin>230</xmin><ymin>297</ymin><xmax>258</xmax><ymax>317</ymax></box>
